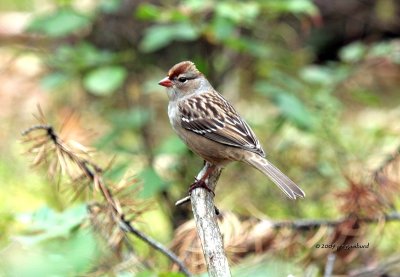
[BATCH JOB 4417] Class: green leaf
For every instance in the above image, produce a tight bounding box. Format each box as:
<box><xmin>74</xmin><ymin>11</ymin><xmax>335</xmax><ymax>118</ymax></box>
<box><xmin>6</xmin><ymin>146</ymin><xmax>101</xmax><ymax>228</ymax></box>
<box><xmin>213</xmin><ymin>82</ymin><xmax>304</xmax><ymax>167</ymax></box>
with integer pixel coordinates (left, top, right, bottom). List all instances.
<box><xmin>212</xmin><ymin>16</ymin><xmax>235</xmax><ymax>41</ymax></box>
<box><xmin>27</xmin><ymin>8</ymin><xmax>91</xmax><ymax>37</ymax></box>
<box><xmin>215</xmin><ymin>2</ymin><xmax>260</xmax><ymax>23</ymax></box>
<box><xmin>94</xmin><ymin>130</ymin><xmax>121</xmax><ymax>148</ymax></box>
<box><xmin>49</xmin><ymin>43</ymin><xmax>117</xmax><ymax>73</ymax></box>
<box><xmin>108</xmin><ymin>108</ymin><xmax>151</xmax><ymax>130</ymax></box>
<box><xmin>370</xmin><ymin>41</ymin><xmax>394</xmax><ymax>57</ymax></box>
<box><xmin>14</xmin><ymin>205</ymin><xmax>87</xmax><ymax>245</ymax></box>
<box><xmin>284</xmin><ymin>0</ymin><xmax>317</xmax><ymax>14</ymax></box>
<box><xmin>103</xmin><ymin>162</ymin><xmax>130</xmax><ymax>181</ymax></box>
<box><xmin>139</xmin><ymin>167</ymin><xmax>168</xmax><ymax>198</ymax></box>
<box><xmin>140</xmin><ymin>23</ymin><xmax>199</xmax><ymax>52</ymax></box>
<box><xmin>349</xmin><ymin>89</ymin><xmax>381</xmax><ymax>106</ymax></box>
<box><xmin>83</xmin><ymin>66</ymin><xmax>127</xmax><ymax>95</ymax></box>
<box><xmin>261</xmin><ymin>0</ymin><xmax>317</xmax><ymax>15</ymax></box>
<box><xmin>254</xmin><ymin>81</ymin><xmax>287</xmax><ymax>97</ymax></box>
<box><xmin>226</xmin><ymin>37</ymin><xmax>271</xmax><ymax>57</ymax></box>
<box><xmin>168</xmin><ymin>10</ymin><xmax>190</xmax><ymax>21</ymax></box>
<box><xmin>184</xmin><ymin>0</ymin><xmax>213</xmax><ymax>10</ymax></box>
<box><xmin>40</xmin><ymin>72</ymin><xmax>70</xmax><ymax>89</ymax></box>
<box><xmin>159</xmin><ymin>273</ymin><xmax>186</xmax><ymax>277</ymax></box>
<box><xmin>300</xmin><ymin>66</ymin><xmax>333</xmax><ymax>85</ymax></box>
<box><xmin>2</xmin><ymin>229</ymin><xmax>99</xmax><ymax>276</ymax></box>
<box><xmin>274</xmin><ymin>93</ymin><xmax>315</xmax><ymax>130</ymax></box>
<box><xmin>339</xmin><ymin>41</ymin><xmax>367</xmax><ymax>63</ymax></box>
<box><xmin>156</xmin><ymin>136</ymin><xmax>187</xmax><ymax>155</ymax></box>
<box><xmin>133</xmin><ymin>271</ymin><xmax>156</xmax><ymax>277</ymax></box>
<box><xmin>135</xmin><ymin>3</ymin><xmax>161</xmax><ymax>20</ymax></box>
<box><xmin>100</xmin><ymin>0</ymin><xmax>122</xmax><ymax>13</ymax></box>
<box><xmin>269</xmin><ymin>70</ymin><xmax>306</xmax><ymax>92</ymax></box>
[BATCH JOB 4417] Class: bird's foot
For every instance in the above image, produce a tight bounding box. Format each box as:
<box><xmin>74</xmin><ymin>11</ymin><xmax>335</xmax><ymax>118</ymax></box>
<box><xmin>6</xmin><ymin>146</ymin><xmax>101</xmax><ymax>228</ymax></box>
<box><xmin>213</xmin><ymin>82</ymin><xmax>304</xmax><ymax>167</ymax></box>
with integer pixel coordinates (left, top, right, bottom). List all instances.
<box><xmin>188</xmin><ymin>179</ymin><xmax>215</xmax><ymax>196</ymax></box>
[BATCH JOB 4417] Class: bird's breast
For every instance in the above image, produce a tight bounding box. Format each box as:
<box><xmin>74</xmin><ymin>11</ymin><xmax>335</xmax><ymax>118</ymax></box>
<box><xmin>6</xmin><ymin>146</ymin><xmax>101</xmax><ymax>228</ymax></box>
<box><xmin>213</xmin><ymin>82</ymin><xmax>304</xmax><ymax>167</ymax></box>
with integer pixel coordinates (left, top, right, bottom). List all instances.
<box><xmin>168</xmin><ymin>101</ymin><xmax>188</xmax><ymax>146</ymax></box>
<box><xmin>168</xmin><ymin>102</ymin><xmax>180</xmax><ymax>128</ymax></box>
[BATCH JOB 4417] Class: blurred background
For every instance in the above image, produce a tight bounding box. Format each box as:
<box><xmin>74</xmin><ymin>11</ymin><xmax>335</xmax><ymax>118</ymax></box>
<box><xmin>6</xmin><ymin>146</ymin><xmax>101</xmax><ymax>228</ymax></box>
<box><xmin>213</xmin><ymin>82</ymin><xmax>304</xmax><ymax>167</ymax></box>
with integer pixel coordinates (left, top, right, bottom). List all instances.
<box><xmin>0</xmin><ymin>0</ymin><xmax>400</xmax><ymax>276</ymax></box>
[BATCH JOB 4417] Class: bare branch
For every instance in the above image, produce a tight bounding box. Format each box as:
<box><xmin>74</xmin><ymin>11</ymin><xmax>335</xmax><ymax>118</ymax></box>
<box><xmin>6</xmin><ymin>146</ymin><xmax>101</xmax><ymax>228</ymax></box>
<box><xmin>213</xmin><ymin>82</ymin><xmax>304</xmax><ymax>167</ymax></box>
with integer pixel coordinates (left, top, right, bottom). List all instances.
<box><xmin>190</xmin><ymin>163</ymin><xmax>231</xmax><ymax>277</ymax></box>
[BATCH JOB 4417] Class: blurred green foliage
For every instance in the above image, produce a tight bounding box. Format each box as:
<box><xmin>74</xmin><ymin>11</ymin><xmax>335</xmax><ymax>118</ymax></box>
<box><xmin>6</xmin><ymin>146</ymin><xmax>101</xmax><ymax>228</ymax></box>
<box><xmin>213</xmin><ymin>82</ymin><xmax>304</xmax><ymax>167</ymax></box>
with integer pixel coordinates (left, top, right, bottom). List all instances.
<box><xmin>28</xmin><ymin>8</ymin><xmax>91</xmax><ymax>37</ymax></box>
<box><xmin>1</xmin><ymin>205</ymin><xmax>100</xmax><ymax>276</ymax></box>
<box><xmin>1</xmin><ymin>0</ymin><xmax>400</xmax><ymax>275</ymax></box>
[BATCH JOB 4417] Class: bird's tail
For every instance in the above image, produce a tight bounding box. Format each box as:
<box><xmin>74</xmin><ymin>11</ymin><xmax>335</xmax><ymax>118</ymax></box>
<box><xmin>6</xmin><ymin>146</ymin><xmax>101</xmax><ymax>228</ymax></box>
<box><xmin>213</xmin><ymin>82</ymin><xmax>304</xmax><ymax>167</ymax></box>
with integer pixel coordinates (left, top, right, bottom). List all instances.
<box><xmin>245</xmin><ymin>154</ymin><xmax>305</xmax><ymax>199</ymax></box>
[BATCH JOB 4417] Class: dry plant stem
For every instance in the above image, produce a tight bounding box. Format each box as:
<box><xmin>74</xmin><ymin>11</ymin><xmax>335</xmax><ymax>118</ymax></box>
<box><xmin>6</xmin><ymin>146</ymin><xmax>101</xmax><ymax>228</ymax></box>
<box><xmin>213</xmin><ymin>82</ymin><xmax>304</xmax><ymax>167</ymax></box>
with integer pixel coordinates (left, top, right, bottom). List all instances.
<box><xmin>190</xmin><ymin>163</ymin><xmax>231</xmax><ymax>277</ymax></box>
<box><xmin>271</xmin><ymin>212</ymin><xmax>400</xmax><ymax>230</ymax></box>
<box><xmin>175</xmin><ymin>196</ymin><xmax>191</xmax><ymax>206</ymax></box>
<box><xmin>324</xmin><ymin>253</ymin><xmax>336</xmax><ymax>277</ymax></box>
<box><xmin>22</xmin><ymin>125</ymin><xmax>192</xmax><ymax>277</ymax></box>
<box><xmin>374</xmin><ymin>144</ymin><xmax>400</xmax><ymax>178</ymax></box>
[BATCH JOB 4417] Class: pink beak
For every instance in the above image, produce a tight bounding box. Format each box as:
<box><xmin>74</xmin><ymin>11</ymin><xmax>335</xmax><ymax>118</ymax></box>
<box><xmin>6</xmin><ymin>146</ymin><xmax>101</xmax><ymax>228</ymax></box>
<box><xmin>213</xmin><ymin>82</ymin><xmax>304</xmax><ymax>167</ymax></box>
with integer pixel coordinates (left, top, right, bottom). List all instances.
<box><xmin>158</xmin><ymin>77</ymin><xmax>173</xmax><ymax>87</ymax></box>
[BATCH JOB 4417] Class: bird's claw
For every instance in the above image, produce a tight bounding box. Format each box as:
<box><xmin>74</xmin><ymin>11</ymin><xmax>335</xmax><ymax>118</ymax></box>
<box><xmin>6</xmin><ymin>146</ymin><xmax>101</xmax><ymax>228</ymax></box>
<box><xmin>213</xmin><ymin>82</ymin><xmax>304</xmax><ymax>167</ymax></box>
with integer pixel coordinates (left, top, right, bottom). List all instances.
<box><xmin>189</xmin><ymin>179</ymin><xmax>215</xmax><ymax>196</ymax></box>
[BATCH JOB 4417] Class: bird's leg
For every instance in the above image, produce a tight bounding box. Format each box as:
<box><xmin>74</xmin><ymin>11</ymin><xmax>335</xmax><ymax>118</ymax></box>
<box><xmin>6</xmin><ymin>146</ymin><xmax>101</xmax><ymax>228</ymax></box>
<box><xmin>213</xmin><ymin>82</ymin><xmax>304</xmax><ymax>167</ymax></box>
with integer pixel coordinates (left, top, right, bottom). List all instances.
<box><xmin>189</xmin><ymin>163</ymin><xmax>216</xmax><ymax>196</ymax></box>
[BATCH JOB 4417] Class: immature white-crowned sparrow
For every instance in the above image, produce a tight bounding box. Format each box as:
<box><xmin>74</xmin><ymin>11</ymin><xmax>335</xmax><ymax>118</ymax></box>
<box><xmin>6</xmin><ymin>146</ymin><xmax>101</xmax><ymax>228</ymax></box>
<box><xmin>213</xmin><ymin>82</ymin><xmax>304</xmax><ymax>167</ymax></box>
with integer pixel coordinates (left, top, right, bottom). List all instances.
<box><xmin>158</xmin><ymin>61</ymin><xmax>305</xmax><ymax>199</ymax></box>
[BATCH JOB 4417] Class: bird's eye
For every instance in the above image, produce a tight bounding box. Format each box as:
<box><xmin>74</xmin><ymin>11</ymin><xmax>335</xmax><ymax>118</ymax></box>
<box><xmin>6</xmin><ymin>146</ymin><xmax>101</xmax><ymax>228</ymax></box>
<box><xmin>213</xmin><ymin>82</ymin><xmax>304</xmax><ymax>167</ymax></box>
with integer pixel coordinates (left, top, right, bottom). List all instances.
<box><xmin>178</xmin><ymin>77</ymin><xmax>187</xmax><ymax>83</ymax></box>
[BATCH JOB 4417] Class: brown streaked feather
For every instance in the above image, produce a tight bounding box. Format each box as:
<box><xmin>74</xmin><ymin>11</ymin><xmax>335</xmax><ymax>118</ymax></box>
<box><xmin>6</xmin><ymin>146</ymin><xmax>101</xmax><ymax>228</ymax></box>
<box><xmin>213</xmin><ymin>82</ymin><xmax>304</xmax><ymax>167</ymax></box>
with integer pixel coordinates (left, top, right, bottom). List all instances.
<box><xmin>178</xmin><ymin>91</ymin><xmax>265</xmax><ymax>157</ymax></box>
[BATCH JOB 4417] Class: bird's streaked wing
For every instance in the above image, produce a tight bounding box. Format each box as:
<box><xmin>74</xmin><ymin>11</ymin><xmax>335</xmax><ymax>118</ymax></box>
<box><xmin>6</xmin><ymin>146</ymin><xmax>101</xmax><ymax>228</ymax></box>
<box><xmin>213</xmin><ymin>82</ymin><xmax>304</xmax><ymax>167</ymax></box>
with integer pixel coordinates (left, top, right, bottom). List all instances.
<box><xmin>178</xmin><ymin>91</ymin><xmax>265</xmax><ymax>157</ymax></box>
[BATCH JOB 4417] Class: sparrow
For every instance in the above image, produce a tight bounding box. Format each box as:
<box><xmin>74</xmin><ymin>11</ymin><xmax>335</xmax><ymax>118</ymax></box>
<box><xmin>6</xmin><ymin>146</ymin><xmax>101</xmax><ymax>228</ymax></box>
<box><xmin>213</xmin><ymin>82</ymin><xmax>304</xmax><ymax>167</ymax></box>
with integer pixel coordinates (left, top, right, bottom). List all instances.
<box><xmin>158</xmin><ymin>61</ymin><xmax>305</xmax><ymax>199</ymax></box>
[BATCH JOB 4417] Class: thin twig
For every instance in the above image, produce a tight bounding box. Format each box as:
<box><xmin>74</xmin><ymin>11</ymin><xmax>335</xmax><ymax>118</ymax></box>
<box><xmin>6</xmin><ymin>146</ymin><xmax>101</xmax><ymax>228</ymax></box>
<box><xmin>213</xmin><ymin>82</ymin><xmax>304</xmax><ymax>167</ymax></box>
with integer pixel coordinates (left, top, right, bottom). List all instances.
<box><xmin>270</xmin><ymin>212</ymin><xmax>400</xmax><ymax>230</ymax></box>
<box><xmin>374</xmin><ymin>144</ymin><xmax>400</xmax><ymax>179</ymax></box>
<box><xmin>176</xmin><ymin>196</ymin><xmax>220</xmax><ymax>215</ymax></box>
<box><xmin>118</xmin><ymin>217</ymin><xmax>191</xmax><ymax>275</ymax></box>
<box><xmin>175</xmin><ymin>196</ymin><xmax>191</xmax><ymax>207</ymax></box>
